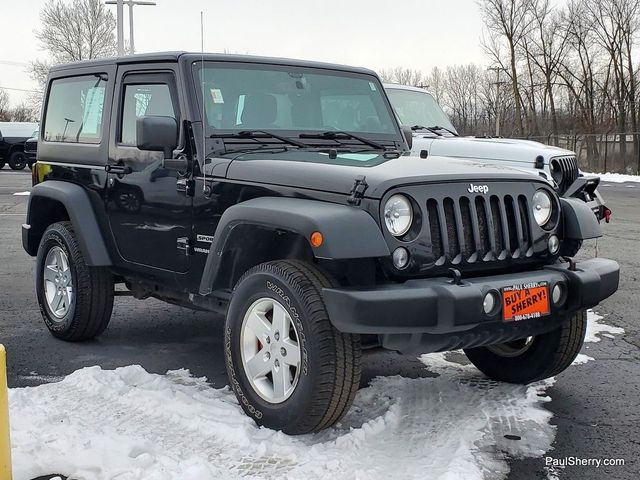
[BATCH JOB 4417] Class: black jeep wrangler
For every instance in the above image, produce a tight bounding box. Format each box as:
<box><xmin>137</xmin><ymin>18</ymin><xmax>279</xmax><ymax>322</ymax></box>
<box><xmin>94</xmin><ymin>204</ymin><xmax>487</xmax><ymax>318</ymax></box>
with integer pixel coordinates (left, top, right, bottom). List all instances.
<box><xmin>23</xmin><ymin>52</ymin><xmax>619</xmax><ymax>434</ymax></box>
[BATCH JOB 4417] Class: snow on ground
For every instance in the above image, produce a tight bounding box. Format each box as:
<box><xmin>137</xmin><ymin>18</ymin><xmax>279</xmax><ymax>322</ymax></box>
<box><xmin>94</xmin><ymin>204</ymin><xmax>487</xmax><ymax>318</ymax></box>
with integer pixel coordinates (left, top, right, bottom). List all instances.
<box><xmin>11</xmin><ymin>362</ymin><xmax>555</xmax><ymax>480</ymax></box>
<box><xmin>9</xmin><ymin>310</ymin><xmax>624</xmax><ymax>480</ymax></box>
<box><xmin>12</xmin><ymin>191</ymin><xmax>30</xmax><ymax>196</ymax></box>
<box><xmin>584</xmin><ymin>172</ymin><xmax>640</xmax><ymax>183</ymax></box>
<box><xmin>585</xmin><ymin>309</ymin><xmax>624</xmax><ymax>343</ymax></box>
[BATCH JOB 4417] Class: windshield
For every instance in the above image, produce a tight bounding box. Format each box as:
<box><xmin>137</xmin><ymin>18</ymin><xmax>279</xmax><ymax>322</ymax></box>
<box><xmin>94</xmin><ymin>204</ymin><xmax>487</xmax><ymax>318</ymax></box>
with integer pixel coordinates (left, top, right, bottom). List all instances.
<box><xmin>386</xmin><ymin>88</ymin><xmax>457</xmax><ymax>133</ymax></box>
<box><xmin>192</xmin><ymin>62</ymin><xmax>400</xmax><ymax>141</ymax></box>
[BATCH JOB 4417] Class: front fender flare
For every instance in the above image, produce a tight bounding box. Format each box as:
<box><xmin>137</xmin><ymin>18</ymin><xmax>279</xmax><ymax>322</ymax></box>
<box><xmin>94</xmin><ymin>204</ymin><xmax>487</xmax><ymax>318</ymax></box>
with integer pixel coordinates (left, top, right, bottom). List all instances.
<box><xmin>199</xmin><ymin>197</ymin><xmax>389</xmax><ymax>295</ymax></box>
<box><xmin>561</xmin><ymin>197</ymin><xmax>602</xmax><ymax>240</ymax></box>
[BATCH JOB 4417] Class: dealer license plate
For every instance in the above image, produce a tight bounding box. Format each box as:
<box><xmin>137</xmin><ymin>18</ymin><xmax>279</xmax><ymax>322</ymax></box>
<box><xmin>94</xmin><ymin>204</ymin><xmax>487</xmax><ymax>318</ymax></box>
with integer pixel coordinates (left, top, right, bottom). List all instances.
<box><xmin>502</xmin><ymin>282</ymin><xmax>550</xmax><ymax>322</ymax></box>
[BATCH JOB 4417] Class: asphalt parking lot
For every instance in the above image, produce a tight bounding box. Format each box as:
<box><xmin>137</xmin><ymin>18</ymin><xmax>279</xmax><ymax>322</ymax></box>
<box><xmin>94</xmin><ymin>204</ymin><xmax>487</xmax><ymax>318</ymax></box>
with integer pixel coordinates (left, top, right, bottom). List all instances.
<box><xmin>1</xmin><ymin>169</ymin><xmax>638</xmax><ymax>479</ymax></box>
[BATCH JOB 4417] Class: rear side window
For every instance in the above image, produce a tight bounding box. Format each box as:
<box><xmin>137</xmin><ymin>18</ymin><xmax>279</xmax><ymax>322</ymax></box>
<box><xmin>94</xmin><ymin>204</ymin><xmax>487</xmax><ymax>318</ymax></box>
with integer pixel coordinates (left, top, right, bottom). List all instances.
<box><xmin>43</xmin><ymin>75</ymin><xmax>107</xmax><ymax>144</ymax></box>
<box><xmin>120</xmin><ymin>83</ymin><xmax>175</xmax><ymax>145</ymax></box>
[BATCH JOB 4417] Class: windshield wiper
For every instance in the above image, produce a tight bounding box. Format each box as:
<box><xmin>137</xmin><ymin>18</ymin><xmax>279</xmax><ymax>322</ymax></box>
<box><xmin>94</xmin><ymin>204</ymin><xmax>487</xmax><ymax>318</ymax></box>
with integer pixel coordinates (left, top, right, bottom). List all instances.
<box><xmin>411</xmin><ymin>125</ymin><xmax>458</xmax><ymax>137</ymax></box>
<box><xmin>299</xmin><ymin>131</ymin><xmax>386</xmax><ymax>150</ymax></box>
<box><xmin>212</xmin><ymin>145</ymin><xmax>289</xmax><ymax>157</ymax></box>
<box><xmin>210</xmin><ymin>130</ymin><xmax>309</xmax><ymax>148</ymax></box>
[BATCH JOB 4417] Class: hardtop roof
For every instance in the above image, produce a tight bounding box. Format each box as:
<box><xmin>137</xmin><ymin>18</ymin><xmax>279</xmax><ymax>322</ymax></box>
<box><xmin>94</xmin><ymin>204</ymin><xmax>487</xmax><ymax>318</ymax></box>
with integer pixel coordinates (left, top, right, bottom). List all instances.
<box><xmin>50</xmin><ymin>52</ymin><xmax>378</xmax><ymax>77</ymax></box>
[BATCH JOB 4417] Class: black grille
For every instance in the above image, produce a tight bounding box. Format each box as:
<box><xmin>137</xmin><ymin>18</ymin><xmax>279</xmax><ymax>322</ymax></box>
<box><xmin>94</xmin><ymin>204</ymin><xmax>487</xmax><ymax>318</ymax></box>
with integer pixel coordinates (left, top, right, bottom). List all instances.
<box><xmin>553</xmin><ymin>156</ymin><xmax>579</xmax><ymax>194</ymax></box>
<box><xmin>426</xmin><ymin>194</ymin><xmax>534</xmax><ymax>266</ymax></box>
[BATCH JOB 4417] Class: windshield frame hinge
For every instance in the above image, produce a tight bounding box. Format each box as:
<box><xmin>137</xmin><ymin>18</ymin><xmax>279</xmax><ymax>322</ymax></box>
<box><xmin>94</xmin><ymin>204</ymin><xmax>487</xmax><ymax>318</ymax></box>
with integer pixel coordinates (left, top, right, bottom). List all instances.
<box><xmin>348</xmin><ymin>175</ymin><xmax>368</xmax><ymax>205</ymax></box>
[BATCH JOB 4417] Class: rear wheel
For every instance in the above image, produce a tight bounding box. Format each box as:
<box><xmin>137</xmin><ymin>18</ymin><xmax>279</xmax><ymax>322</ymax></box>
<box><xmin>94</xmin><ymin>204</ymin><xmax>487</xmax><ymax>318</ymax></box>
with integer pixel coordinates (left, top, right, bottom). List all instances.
<box><xmin>8</xmin><ymin>151</ymin><xmax>27</xmax><ymax>170</ymax></box>
<box><xmin>463</xmin><ymin>310</ymin><xmax>587</xmax><ymax>383</ymax></box>
<box><xmin>225</xmin><ymin>260</ymin><xmax>361</xmax><ymax>434</ymax></box>
<box><xmin>36</xmin><ymin>221</ymin><xmax>114</xmax><ymax>341</ymax></box>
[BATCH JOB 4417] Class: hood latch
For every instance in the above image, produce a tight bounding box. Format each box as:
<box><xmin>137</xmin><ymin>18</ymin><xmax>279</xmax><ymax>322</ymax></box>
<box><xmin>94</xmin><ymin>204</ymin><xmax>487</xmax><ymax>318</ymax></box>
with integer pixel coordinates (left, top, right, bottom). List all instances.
<box><xmin>348</xmin><ymin>175</ymin><xmax>368</xmax><ymax>205</ymax></box>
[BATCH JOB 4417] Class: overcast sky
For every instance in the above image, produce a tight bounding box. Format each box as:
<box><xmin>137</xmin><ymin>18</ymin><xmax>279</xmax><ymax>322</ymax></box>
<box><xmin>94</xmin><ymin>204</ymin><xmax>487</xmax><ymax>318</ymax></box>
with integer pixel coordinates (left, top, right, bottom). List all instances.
<box><xmin>0</xmin><ymin>0</ymin><xmax>487</xmax><ymax>108</ymax></box>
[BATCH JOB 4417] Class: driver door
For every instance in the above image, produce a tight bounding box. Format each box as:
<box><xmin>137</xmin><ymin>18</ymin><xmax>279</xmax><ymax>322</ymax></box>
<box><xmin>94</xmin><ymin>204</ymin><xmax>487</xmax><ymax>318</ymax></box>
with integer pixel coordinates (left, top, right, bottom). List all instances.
<box><xmin>106</xmin><ymin>68</ymin><xmax>191</xmax><ymax>275</ymax></box>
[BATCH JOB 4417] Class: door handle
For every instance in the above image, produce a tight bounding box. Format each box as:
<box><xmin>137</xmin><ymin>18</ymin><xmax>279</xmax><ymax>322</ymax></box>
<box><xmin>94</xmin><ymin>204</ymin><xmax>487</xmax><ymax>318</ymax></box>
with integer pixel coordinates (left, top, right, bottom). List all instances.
<box><xmin>176</xmin><ymin>178</ymin><xmax>195</xmax><ymax>196</ymax></box>
<box><xmin>105</xmin><ymin>164</ymin><xmax>133</xmax><ymax>175</ymax></box>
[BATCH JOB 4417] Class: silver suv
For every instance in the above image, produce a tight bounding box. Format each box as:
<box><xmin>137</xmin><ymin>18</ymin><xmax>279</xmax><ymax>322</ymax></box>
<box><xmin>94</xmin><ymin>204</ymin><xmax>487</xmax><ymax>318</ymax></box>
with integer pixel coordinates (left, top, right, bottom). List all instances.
<box><xmin>385</xmin><ymin>83</ymin><xmax>609</xmax><ymax>223</ymax></box>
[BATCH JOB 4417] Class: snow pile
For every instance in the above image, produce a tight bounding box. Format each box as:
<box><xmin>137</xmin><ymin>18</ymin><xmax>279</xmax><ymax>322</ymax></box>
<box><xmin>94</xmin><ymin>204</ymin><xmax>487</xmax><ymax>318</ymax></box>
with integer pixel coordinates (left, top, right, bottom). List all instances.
<box><xmin>585</xmin><ymin>172</ymin><xmax>640</xmax><ymax>183</ymax></box>
<box><xmin>11</xmin><ymin>360</ymin><xmax>556</xmax><ymax>480</ymax></box>
<box><xmin>9</xmin><ymin>309</ymin><xmax>623</xmax><ymax>480</ymax></box>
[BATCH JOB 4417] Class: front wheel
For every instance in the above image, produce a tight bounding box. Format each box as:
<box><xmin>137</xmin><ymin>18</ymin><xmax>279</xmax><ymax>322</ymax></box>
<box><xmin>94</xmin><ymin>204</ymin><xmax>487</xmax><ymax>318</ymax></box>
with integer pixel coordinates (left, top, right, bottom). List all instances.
<box><xmin>225</xmin><ymin>260</ymin><xmax>361</xmax><ymax>434</ymax></box>
<box><xmin>36</xmin><ymin>221</ymin><xmax>114</xmax><ymax>341</ymax></box>
<box><xmin>463</xmin><ymin>310</ymin><xmax>587</xmax><ymax>384</ymax></box>
<box><xmin>8</xmin><ymin>151</ymin><xmax>27</xmax><ymax>170</ymax></box>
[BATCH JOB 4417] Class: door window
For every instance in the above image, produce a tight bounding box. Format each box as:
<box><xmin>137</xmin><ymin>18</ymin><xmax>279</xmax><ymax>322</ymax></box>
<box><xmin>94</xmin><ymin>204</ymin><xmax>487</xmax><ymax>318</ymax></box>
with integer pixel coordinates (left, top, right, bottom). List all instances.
<box><xmin>120</xmin><ymin>83</ymin><xmax>176</xmax><ymax>145</ymax></box>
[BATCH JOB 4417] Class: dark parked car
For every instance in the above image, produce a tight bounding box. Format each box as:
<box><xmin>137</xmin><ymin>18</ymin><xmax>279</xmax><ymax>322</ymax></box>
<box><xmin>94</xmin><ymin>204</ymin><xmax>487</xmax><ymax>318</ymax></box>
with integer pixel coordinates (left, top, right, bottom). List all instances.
<box><xmin>24</xmin><ymin>131</ymin><xmax>38</xmax><ymax>168</ymax></box>
<box><xmin>22</xmin><ymin>52</ymin><xmax>619</xmax><ymax>434</ymax></box>
<box><xmin>0</xmin><ymin>122</ymin><xmax>38</xmax><ymax>170</ymax></box>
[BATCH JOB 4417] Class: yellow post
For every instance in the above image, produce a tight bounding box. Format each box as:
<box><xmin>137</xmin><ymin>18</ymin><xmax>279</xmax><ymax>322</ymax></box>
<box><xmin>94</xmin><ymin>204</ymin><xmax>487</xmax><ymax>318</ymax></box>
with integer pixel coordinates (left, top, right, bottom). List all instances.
<box><xmin>0</xmin><ymin>345</ymin><xmax>11</xmax><ymax>480</ymax></box>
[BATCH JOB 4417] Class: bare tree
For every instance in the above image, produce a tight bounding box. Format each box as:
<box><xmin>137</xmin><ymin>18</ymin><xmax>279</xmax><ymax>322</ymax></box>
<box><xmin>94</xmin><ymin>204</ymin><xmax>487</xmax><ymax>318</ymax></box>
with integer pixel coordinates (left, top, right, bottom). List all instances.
<box><xmin>479</xmin><ymin>0</ymin><xmax>536</xmax><ymax>135</ymax></box>
<box><xmin>9</xmin><ymin>103</ymin><xmax>38</xmax><ymax>122</ymax></box>
<box><xmin>525</xmin><ymin>0</ymin><xmax>568</xmax><ymax>143</ymax></box>
<box><xmin>28</xmin><ymin>0</ymin><xmax>116</xmax><ymax>112</ymax></box>
<box><xmin>35</xmin><ymin>0</ymin><xmax>117</xmax><ymax>64</ymax></box>
<box><xmin>0</xmin><ymin>90</ymin><xmax>11</xmax><ymax>121</ymax></box>
<box><xmin>377</xmin><ymin>67</ymin><xmax>424</xmax><ymax>86</ymax></box>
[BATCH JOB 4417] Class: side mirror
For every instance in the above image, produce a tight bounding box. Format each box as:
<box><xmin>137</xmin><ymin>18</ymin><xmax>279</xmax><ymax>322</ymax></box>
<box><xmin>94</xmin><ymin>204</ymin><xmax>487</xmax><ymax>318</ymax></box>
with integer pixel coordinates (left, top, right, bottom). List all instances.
<box><xmin>136</xmin><ymin>116</ymin><xmax>185</xmax><ymax>170</ymax></box>
<box><xmin>401</xmin><ymin>126</ymin><xmax>413</xmax><ymax>150</ymax></box>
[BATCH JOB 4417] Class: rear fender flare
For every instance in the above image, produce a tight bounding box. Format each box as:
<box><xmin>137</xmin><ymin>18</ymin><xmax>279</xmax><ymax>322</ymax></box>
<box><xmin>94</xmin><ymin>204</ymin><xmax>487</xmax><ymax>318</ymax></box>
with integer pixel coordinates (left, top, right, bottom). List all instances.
<box><xmin>24</xmin><ymin>181</ymin><xmax>111</xmax><ymax>266</ymax></box>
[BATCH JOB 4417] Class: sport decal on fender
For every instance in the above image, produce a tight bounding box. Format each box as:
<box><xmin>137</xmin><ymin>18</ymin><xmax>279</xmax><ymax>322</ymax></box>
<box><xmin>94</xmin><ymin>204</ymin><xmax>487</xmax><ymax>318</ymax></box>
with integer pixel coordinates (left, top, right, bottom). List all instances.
<box><xmin>502</xmin><ymin>282</ymin><xmax>550</xmax><ymax>321</ymax></box>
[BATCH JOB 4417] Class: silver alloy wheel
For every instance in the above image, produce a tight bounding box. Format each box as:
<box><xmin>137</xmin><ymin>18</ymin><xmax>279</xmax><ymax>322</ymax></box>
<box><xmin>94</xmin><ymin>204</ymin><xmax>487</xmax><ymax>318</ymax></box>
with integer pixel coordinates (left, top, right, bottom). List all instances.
<box><xmin>240</xmin><ymin>297</ymin><xmax>302</xmax><ymax>404</ymax></box>
<box><xmin>43</xmin><ymin>246</ymin><xmax>73</xmax><ymax>319</ymax></box>
<box><xmin>486</xmin><ymin>336</ymin><xmax>535</xmax><ymax>357</ymax></box>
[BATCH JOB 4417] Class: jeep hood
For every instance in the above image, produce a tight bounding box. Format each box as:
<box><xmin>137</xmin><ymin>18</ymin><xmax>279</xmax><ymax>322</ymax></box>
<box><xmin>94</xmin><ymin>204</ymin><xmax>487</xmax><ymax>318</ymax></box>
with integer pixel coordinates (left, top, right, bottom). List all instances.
<box><xmin>224</xmin><ymin>151</ymin><xmax>545</xmax><ymax>199</ymax></box>
<box><xmin>418</xmin><ymin>135</ymin><xmax>575</xmax><ymax>165</ymax></box>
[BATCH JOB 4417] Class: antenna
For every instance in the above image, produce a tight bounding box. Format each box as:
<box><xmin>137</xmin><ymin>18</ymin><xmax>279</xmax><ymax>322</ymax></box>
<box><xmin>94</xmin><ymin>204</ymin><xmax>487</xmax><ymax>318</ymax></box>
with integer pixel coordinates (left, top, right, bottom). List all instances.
<box><xmin>201</xmin><ymin>11</ymin><xmax>207</xmax><ymax>192</ymax></box>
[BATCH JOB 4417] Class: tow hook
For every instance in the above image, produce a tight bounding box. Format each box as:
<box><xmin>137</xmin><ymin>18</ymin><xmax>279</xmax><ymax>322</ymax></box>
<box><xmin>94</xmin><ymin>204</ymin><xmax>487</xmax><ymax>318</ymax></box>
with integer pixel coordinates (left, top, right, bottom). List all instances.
<box><xmin>604</xmin><ymin>207</ymin><xmax>612</xmax><ymax>223</ymax></box>
<box><xmin>562</xmin><ymin>257</ymin><xmax>577</xmax><ymax>271</ymax></box>
<box><xmin>448</xmin><ymin>268</ymin><xmax>463</xmax><ymax>285</ymax></box>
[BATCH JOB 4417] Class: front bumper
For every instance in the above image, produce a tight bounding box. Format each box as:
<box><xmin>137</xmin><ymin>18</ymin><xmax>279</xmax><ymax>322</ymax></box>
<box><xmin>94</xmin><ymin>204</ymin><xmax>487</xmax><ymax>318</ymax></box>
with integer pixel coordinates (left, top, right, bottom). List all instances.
<box><xmin>323</xmin><ymin>258</ymin><xmax>619</xmax><ymax>354</ymax></box>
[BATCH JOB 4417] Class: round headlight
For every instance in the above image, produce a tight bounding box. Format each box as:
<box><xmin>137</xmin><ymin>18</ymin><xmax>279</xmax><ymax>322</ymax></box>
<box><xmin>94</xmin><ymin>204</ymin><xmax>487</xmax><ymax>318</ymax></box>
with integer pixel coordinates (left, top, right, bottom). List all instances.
<box><xmin>550</xmin><ymin>159</ymin><xmax>563</xmax><ymax>185</ymax></box>
<box><xmin>384</xmin><ymin>194</ymin><xmax>413</xmax><ymax>236</ymax></box>
<box><xmin>532</xmin><ymin>190</ymin><xmax>553</xmax><ymax>227</ymax></box>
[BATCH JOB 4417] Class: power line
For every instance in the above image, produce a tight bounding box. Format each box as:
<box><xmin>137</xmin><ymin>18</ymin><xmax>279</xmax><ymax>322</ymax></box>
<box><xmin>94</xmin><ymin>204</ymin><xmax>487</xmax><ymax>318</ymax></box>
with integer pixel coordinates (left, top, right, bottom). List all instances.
<box><xmin>0</xmin><ymin>86</ymin><xmax>42</xmax><ymax>94</ymax></box>
<box><xmin>0</xmin><ymin>60</ymin><xmax>29</xmax><ymax>67</ymax></box>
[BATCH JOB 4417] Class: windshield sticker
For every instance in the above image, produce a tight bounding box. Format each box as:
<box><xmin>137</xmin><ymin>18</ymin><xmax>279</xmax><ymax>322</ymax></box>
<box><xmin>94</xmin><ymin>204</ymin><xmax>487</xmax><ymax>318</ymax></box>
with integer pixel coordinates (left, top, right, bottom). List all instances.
<box><xmin>369</xmin><ymin>82</ymin><xmax>377</xmax><ymax>91</ymax></box>
<box><xmin>210</xmin><ymin>88</ymin><xmax>224</xmax><ymax>104</ymax></box>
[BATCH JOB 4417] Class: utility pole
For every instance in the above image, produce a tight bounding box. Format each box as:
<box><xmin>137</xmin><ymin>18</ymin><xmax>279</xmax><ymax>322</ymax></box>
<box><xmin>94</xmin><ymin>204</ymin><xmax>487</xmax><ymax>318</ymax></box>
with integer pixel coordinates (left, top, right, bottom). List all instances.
<box><xmin>106</xmin><ymin>0</ymin><xmax>156</xmax><ymax>56</ymax></box>
<box><xmin>488</xmin><ymin>66</ymin><xmax>506</xmax><ymax>137</ymax></box>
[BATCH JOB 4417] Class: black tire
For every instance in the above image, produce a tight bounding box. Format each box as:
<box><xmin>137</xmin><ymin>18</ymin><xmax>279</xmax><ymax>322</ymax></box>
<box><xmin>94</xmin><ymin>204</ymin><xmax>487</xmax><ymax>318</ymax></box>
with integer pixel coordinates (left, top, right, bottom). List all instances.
<box><xmin>0</xmin><ymin>160</ymin><xmax>5</xmax><ymax>169</ymax></box>
<box><xmin>560</xmin><ymin>239</ymin><xmax>583</xmax><ymax>257</ymax></box>
<box><xmin>8</xmin><ymin>151</ymin><xmax>27</xmax><ymax>170</ymax></box>
<box><xmin>463</xmin><ymin>310</ymin><xmax>587</xmax><ymax>384</ymax></box>
<box><xmin>35</xmin><ymin>221</ymin><xmax>114</xmax><ymax>341</ymax></box>
<box><xmin>225</xmin><ymin>260</ymin><xmax>361</xmax><ymax>434</ymax></box>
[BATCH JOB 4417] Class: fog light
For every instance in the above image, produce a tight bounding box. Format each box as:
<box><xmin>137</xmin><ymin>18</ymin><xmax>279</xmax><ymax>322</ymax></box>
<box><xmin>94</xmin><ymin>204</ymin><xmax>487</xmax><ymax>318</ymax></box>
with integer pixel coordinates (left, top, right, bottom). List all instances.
<box><xmin>483</xmin><ymin>291</ymin><xmax>499</xmax><ymax>315</ymax></box>
<box><xmin>548</xmin><ymin>235</ymin><xmax>560</xmax><ymax>254</ymax></box>
<box><xmin>552</xmin><ymin>283</ymin><xmax>566</xmax><ymax>306</ymax></box>
<box><xmin>392</xmin><ymin>247</ymin><xmax>409</xmax><ymax>269</ymax></box>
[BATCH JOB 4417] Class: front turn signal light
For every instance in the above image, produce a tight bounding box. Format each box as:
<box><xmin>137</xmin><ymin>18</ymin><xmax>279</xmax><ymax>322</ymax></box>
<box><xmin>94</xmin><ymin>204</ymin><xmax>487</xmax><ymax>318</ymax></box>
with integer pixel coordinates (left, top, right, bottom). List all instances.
<box><xmin>310</xmin><ymin>231</ymin><xmax>324</xmax><ymax>248</ymax></box>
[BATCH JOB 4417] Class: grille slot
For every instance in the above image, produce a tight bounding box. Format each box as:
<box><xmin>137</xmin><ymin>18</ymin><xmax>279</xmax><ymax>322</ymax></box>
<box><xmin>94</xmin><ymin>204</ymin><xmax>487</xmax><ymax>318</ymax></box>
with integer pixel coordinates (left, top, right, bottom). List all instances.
<box><xmin>426</xmin><ymin>194</ymin><xmax>534</xmax><ymax>265</ymax></box>
<box><xmin>554</xmin><ymin>156</ymin><xmax>579</xmax><ymax>194</ymax></box>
